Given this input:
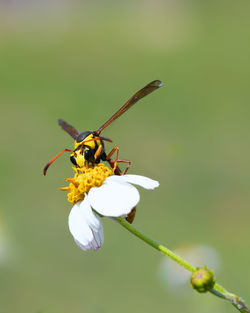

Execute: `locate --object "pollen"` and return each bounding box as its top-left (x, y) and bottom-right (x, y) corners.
top-left (60, 163), bottom-right (113, 205)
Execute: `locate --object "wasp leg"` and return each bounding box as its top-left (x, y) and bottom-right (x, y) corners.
top-left (106, 146), bottom-right (119, 171)
top-left (120, 159), bottom-right (131, 174)
top-left (109, 159), bottom-right (131, 175)
top-left (107, 160), bottom-right (122, 175)
top-left (106, 145), bottom-right (119, 159)
top-left (94, 144), bottom-right (102, 161)
top-left (106, 146), bottom-right (131, 175)
top-left (43, 148), bottom-right (74, 175)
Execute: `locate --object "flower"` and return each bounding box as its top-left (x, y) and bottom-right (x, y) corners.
top-left (64, 164), bottom-right (159, 251)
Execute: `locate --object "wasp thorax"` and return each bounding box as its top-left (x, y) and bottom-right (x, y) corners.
top-left (76, 131), bottom-right (92, 143)
top-left (60, 163), bottom-right (113, 204)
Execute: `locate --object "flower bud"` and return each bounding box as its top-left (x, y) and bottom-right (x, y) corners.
top-left (190, 267), bottom-right (215, 293)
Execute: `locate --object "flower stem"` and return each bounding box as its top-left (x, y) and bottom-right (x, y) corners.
top-left (115, 216), bottom-right (196, 272)
top-left (115, 217), bottom-right (250, 313)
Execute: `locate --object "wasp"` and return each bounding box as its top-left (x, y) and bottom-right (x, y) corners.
top-left (43, 80), bottom-right (162, 176)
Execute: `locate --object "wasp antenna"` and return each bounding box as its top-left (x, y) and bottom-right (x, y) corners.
top-left (83, 137), bottom-right (112, 144)
top-left (43, 163), bottom-right (50, 176)
top-left (43, 148), bottom-right (74, 176)
top-left (99, 136), bottom-right (113, 143)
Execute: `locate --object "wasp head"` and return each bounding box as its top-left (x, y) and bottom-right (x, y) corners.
top-left (70, 131), bottom-right (99, 168)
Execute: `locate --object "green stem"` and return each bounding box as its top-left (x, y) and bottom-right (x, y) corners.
top-left (115, 217), bottom-right (249, 313)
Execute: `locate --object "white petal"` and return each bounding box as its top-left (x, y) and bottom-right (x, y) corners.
top-left (88, 181), bottom-right (139, 217)
top-left (91, 224), bottom-right (104, 250)
top-left (68, 199), bottom-right (104, 251)
top-left (106, 174), bottom-right (159, 190)
top-left (74, 239), bottom-right (91, 251)
top-left (68, 201), bottom-right (93, 245)
top-left (80, 197), bottom-right (102, 232)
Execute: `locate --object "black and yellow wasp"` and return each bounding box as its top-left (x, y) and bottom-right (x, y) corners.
top-left (43, 80), bottom-right (162, 176)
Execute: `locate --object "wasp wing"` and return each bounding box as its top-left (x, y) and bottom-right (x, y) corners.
top-left (96, 80), bottom-right (162, 134)
top-left (58, 119), bottom-right (79, 140)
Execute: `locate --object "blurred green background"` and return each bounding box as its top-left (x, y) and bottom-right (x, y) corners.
top-left (0, 1), bottom-right (250, 312)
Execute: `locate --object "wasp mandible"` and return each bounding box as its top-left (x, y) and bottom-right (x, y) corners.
top-left (43, 80), bottom-right (162, 176)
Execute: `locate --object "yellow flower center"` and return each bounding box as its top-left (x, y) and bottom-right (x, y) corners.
top-left (60, 163), bottom-right (113, 205)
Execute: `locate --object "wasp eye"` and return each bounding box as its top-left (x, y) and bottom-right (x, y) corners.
top-left (84, 149), bottom-right (92, 161)
top-left (70, 155), bottom-right (77, 166)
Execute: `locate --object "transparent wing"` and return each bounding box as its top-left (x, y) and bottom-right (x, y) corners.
top-left (96, 80), bottom-right (162, 134)
top-left (58, 119), bottom-right (79, 140)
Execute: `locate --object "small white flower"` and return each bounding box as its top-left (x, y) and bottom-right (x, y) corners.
top-left (68, 174), bottom-right (159, 251)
